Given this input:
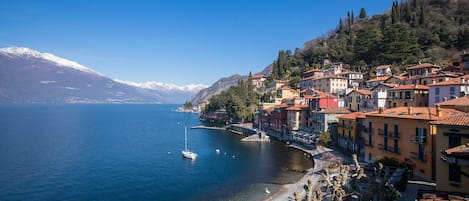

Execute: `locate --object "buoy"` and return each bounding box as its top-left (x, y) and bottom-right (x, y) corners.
top-left (265, 187), bottom-right (270, 194)
top-left (168, 151), bottom-right (171, 155)
top-left (216, 149), bottom-right (220, 154)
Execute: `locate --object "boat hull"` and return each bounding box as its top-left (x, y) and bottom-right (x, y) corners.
top-left (182, 150), bottom-right (197, 159)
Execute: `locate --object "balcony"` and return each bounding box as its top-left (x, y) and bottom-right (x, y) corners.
top-left (377, 128), bottom-right (388, 136)
top-left (388, 132), bottom-right (401, 139)
top-left (378, 144), bottom-right (401, 154)
top-left (410, 136), bottom-right (427, 144)
top-left (411, 152), bottom-right (427, 162)
top-left (338, 124), bottom-right (353, 129)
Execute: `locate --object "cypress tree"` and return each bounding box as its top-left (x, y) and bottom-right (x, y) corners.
top-left (359, 8), bottom-right (367, 19)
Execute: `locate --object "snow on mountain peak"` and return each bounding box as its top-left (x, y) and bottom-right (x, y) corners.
top-left (0, 47), bottom-right (101, 75)
top-left (114, 79), bottom-right (209, 92)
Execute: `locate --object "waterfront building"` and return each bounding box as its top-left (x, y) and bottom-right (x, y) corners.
top-left (337, 112), bottom-right (366, 155)
top-left (387, 84), bottom-right (429, 108)
top-left (304, 89), bottom-right (338, 111)
top-left (433, 114), bottom-right (469, 193)
top-left (286, 105), bottom-right (309, 132)
top-left (364, 106), bottom-right (464, 180)
top-left (428, 77), bottom-right (469, 107)
top-left (310, 107), bottom-right (350, 135)
top-left (403, 72), bottom-right (460, 86)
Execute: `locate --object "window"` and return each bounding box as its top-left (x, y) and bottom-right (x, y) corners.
top-left (449, 135), bottom-right (461, 148)
top-left (450, 87), bottom-right (455, 95)
top-left (449, 164), bottom-right (461, 183)
top-left (384, 123), bottom-right (388, 149)
top-left (435, 96), bottom-right (440, 103)
top-left (436, 88), bottom-right (440, 95)
top-left (399, 92), bottom-right (403, 99)
top-left (405, 91), bottom-right (411, 99)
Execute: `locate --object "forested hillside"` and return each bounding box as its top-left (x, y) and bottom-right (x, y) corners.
top-left (269, 0), bottom-right (469, 86)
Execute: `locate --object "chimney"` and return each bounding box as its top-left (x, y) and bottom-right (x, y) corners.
top-left (378, 107), bottom-right (384, 114)
top-left (408, 107), bottom-right (413, 115)
top-left (436, 105), bottom-right (443, 117)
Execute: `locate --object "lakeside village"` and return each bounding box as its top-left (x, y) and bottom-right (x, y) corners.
top-left (190, 54), bottom-right (469, 200)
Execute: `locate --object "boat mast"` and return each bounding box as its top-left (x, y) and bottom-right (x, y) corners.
top-left (185, 126), bottom-right (188, 151)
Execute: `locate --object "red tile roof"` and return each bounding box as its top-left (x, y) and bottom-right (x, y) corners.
top-left (428, 78), bottom-right (469, 86)
top-left (338, 112), bottom-right (366, 119)
top-left (348, 89), bottom-right (372, 96)
top-left (252, 74), bottom-right (265, 79)
top-left (286, 105), bottom-right (309, 111)
top-left (366, 107), bottom-right (464, 120)
top-left (366, 76), bottom-right (390, 83)
top-left (443, 143), bottom-right (469, 157)
top-left (388, 84), bottom-right (429, 91)
top-left (437, 96), bottom-right (469, 106)
top-left (407, 63), bottom-right (440, 70)
top-left (432, 114), bottom-right (469, 126)
top-left (303, 69), bottom-right (323, 74)
top-left (316, 107), bottom-right (351, 114)
top-left (303, 89), bottom-right (337, 99)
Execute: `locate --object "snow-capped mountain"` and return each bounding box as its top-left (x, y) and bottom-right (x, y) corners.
top-left (0, 47), bottom-right (205, 103)
top-left (0, 47), bottom-right (100, 75)
top-left (114, 79), bottom-right (208, 92)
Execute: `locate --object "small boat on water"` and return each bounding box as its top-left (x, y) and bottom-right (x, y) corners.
top-left (182, 126), bottom-right (197, 160)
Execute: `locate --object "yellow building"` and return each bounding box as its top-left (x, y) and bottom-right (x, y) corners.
top-left (337, 112), bottom-right (365, 154)
top-left (286, 105), bottom-right (309, 131)
top-left (276, 86), bottom-right (299, 103)
top-left (364, 106), bottom-right (464, 180)
top-left (387, 84), bottom-right (429, 108)
top-left (433, 114), bottom-right (469, 193)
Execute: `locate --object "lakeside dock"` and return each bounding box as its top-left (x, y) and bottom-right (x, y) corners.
top-left (241, 133), bottom-right (270, 142)
top-left (191, 125), bottom-right (227, 130)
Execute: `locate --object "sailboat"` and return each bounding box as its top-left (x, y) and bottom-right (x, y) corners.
top-left (182, 126), bottom-right (197, 160)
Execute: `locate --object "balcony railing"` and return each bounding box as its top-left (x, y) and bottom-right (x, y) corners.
top-left (389, 132), bottom-right (400, 139)
top-left (338, 124), bottom-right (353, 129)
top-left (410, 136), bottom-right (427, 144)
top-left (411, 151), bottom-right (427, 162)
top-left (378, 144), bottom-right (401, 154)
top-left (377, 128), bottom-right (387, 136)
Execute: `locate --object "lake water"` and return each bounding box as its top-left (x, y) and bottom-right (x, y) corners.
top-left (0, 104), bottom-right (313, 201)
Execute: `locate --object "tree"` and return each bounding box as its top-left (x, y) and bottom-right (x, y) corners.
top-left (317, 131), bottom-right (331, 146)
top-left (380, 24), bottom-right (422, 64)
top-left (359, 8), bottom-right (367, 19)
top-left (183, 101), bottom-right (193, 110)
top-left (355, 25), bottom-right (383, 64)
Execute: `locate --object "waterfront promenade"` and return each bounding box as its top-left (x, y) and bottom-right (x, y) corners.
top-left (264, 145), bottom-right (334, 201)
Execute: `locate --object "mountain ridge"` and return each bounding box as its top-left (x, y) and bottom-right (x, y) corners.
top-left (0, 47), bottom-right (206, 104)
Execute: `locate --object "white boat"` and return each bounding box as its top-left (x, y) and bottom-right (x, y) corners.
top-left (182, 126), bottom-right (197, 160)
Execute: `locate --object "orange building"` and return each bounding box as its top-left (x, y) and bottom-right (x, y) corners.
top-left (364, 106), bottom-right (464, 179)
top-left (433, 114), bottom-right (469, 193)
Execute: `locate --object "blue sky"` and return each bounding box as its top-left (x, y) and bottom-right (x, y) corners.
top-left (0, 0), bottom-right (395, 85)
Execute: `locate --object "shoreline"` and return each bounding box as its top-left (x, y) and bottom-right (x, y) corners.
top-left (263, 144), bottom-right (332, 201)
